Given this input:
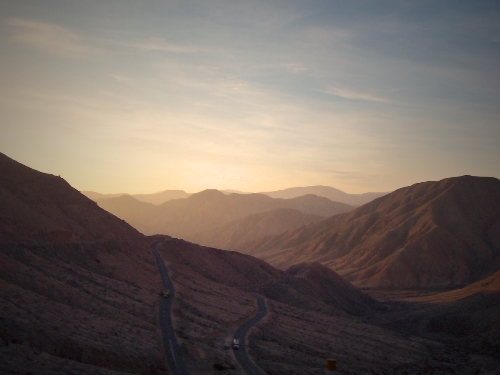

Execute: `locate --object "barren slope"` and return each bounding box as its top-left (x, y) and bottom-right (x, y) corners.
top-left (155, 238), bottom-right (498, 374)
top-left (0, 153), bottom-right (165, 374)
top-left (0, 152), bottom-right (141, 242)
top-left (240, 176), bottom-right (500, 289)
top-left (0, 239), bottom-right (166, 375)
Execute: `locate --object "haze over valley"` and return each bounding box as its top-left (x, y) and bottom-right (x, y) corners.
top-left (83, 188), bottom-right (362, 249)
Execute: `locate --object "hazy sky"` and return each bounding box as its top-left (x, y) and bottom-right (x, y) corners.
top-left (1, 1), bottom-right (499, 194)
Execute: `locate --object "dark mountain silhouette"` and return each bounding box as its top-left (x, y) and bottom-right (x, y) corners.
top-left (260, 185), bottom-right (389, 206)
top-left (241, 176), bottom-right (500, 289)
top-left (201, 208), bottom-right (324, 250)
top-left (0, 153), bottom-right (141, 242)
top-left (95, 189), bottom-right (353, 246)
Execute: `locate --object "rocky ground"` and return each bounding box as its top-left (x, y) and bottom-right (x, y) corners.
top-left (0, 239), bottom-right (167, 375)
top-left (2, 237), bottom-right (499, 375)
top-left (158, 240), bottom-right (500, 375)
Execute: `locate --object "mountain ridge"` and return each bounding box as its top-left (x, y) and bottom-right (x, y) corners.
top-left (239, 175), bottom-right (500, 289)
top-left (83, 185), bottom-right (386, 207)
top-left (0, 153), bottom-right (141, 242)
top-left (95, 189), bottom-right (354, 245)
top-left (82, 189), bottom-right (191, 205)
top-left (260, 185), bottom-right (389, 206)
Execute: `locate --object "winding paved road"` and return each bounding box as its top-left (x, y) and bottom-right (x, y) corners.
top-left (153, 241), bottom-right (267, 375)
top-left (233, 294), bottom-right (268, 375)
top-left (152, 244), bottom-right (190, 375)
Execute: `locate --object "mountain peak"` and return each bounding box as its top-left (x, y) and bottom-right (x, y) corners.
top-left (187, 189), bottom-right (226, 202)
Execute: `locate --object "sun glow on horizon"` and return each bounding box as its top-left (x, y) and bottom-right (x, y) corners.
top-left (1, 1), bottom-right (499, 195)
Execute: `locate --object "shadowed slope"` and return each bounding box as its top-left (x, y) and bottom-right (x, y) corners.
top-left (0, 153), bottom-right (141, 242)
top-left (159, 238), bottom-right (377, 317)
top-left (376, 270), bottom-right (500, 361)
top-left (286, 262), bottom-right (376, 315)
top-left (156, 238), bottom-right (496, 374)
top-left (0, 153), bottom-right (166, 374)
top-left (241, 176), bottom-right (500, 289)
top-left (201, 208), bottom-right (323, 250)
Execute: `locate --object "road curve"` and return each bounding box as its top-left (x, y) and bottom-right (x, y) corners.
top-left (152, 244), bottom-right (190, 375)
top-left (233, 294), bottom-right (267, 375)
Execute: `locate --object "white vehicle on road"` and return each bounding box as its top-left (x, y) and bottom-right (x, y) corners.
top-left (232, 338), bottom-right (240, 350)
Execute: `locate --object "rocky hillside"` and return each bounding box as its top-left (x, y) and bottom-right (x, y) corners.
top-left (240, 176), bottom-right (500, 289)
top-left (156, 237), bottom-right (499, 374)
top-left (0, 153), bottom-right (166, 374)
top-left (0, 153), bottom-right (141, 242)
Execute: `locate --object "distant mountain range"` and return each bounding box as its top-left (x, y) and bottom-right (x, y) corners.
top-left (82, 185), bottom-right (388, 206)
top-left (82, 189), bottom-right (190, 205)
top-left (260, 186), bottom-right (389, 206)
top-left (239, 176), bottom-right (500, 289)
top-left (94, 190), bottom-right (354, 246)
top-left (81, 186), bottom-right (388, 248)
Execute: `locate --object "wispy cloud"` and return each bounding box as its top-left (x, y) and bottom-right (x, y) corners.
top-left (4, 18), bottom-right (95, 58)
top-left (324, 86), bottom-right (394, 103)
top-left (1, 2), bottom-right (498, 194)
top-left (117, 37), bottom-right (212, 54)
top-left (281, 62), bottom-right (309, 74)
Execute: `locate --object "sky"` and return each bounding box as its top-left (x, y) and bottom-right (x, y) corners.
top-left (1, 0), bottom-right (499, 194)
